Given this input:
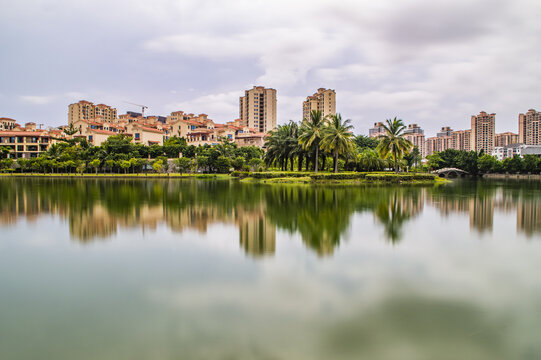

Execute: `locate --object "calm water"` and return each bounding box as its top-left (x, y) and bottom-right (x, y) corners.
top-left (1, 178), bottom-right (541, 360)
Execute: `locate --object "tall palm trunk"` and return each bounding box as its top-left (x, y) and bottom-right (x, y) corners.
top-left (314, 145), bottom-right (319, 173)
top-left (334, 150), bottom-right (338, 173)
top-left (394, 148), bottom-right (398, 174)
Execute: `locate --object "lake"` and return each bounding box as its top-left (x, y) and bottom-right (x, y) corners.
top-left (1, 177), bottom-right (541, 360)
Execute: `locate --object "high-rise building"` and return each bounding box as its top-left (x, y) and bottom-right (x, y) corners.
top-left (68, 100), bottom-right (117, 125)
top-left (518, 109), bottom-right (541, 145)
top-left (471, 111), bottom-right (495, 153)
top-left (369, 122), bottom-right (386, 138)
top-left (239, 86), bottom-right (277, 133)
top-left (495, 132), bottom-right (519, 147)
top-left (451, 129), bottom-right (471, 151)
top-left (302, 88), bottom-right (336, 120)
top-left (403, 124), bottom-right (425, 157)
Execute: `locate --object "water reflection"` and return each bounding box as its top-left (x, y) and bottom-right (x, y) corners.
top-left (1, 178), bottom-right (541, 256)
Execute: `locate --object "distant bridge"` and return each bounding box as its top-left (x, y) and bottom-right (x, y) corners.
top-left (433, 168), bottom-right (470, 178)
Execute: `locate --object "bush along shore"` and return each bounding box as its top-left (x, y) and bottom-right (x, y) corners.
top-left (0, 171), bottom-right (441, 184)
top-left (231, 171), bottom-right (440, 184)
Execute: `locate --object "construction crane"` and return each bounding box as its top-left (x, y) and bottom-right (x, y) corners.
top-left (124, 101), bottom-right (148, 117)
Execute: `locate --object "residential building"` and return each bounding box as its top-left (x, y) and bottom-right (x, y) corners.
top-left (451, 130), bottom-right (471, 151)
top-left (437, 126), bottom-right (454, 137)
top-left (302, 88), bottom-right (336, 120)
top-left (0, 123), bottom-right (53, 158)
top-left (491, 144), bottom-right (541, 161)
top-left (403, 124), bottom-right (425, 157)
top-left (518, 109), bottom-right (541, 145)
top-left (369, 122), bottom-right (386, 138)
top-left (0, 118), bottom-right (17, 131)
top-left (471, 111), bottom-right (495, 153)
top-left (495, 132), bottom-right (519, 147)
top-left (239, 86), bottom-right (277, 133)
top-left (68, 100), bottom-right (117, 125)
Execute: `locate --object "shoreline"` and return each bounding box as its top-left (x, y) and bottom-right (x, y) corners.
top-left (0, 171), bottom-right (445, 184)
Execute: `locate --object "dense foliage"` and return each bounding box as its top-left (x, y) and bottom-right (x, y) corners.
top-left (0, 135), bottom-right (264, 174)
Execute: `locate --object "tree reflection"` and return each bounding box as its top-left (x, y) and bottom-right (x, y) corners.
top-left (1, 178), bottom-right (541, 256)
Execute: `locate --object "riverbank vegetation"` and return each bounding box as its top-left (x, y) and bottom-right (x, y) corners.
top-left (426, 148), bottom-right (541, 175)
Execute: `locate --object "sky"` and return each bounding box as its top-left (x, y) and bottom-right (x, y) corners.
top-left (1, 0), bottom-right (540, 137)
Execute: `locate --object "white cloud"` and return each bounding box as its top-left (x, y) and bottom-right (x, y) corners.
top-left (19, 95), bottom-right (56, 105)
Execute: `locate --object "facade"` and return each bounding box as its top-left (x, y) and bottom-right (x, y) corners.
top-left (425, 135), bottom-right (453, 157)
top-left (0, 121), bottom-right (55, 158)
top-left (68, 100), bottom-right (117, 125)
top-left (239, 86), bottom-right (277, 133)
top-left (495, 132), bottom-right (519, 147)
top-left (0, 118), bottom-right (17, 131)
top-left (403, 124), bottom-right (425, 157)
top-left (302, 88), bottom-right (336, 120)
top-left (451, 130), bottom-right (471, 151)
top-left (491, 144), bottom-right (541, 161)
top-left (369, 122), bottom-right (386, 138)
top-left (471, 111), bottom-right (495, 153)
top-left (518, 109), bottom-right (541, 145)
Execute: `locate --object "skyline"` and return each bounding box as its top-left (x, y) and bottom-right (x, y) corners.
top-left (1, 0), bottom-right (540, 136)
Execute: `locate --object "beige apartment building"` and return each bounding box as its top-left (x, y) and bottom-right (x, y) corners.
top-left (495, 132), bottom-right (519, 147)
top-left (403, 124), bottom-right (425, 157)
top-left (302, 88), bottom-right (336, 120)
top-left (518, 109), bottom-right (541, 145)
top-left (451, 129), bottom-right (471, 151)
top-left (68, 100), bottom-right (117, 125)
top-left (0, 117), bottom-right (17, 131)
top-left (471, 111), bottom-right (495, 153)
top-left (239, 86), bottom-right (277, 133)
top-left (0, 122), bottom-right (55, 158)
top-left (368, 122), bottom-right (386, 138)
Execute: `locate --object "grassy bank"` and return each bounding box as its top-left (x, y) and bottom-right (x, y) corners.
top-left (232, 171), bottom-right (442, 184)
top-left (0, 171), bottom-right (443, 184)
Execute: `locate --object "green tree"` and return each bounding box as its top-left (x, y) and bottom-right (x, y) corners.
top-left (478, 154), bottom-right (499, 173)
top-left (231, 156), bottom-right (246, 171)
top-left (321, 114), bottom-right (355, 173)
top-left (376, 117), bottom-right (413, 173)
top-left (357, 149), bottom-right (385, 172)
top-left (249, 158), bottom-right (264, 172)
top-left (176, 157), bottom-right (193, 174)
top-left (426, 153), bottom-right (444, 170)
top-left (152, 159), bottom-right (164, 173)
top-left (299, 110), bottom-right (326, 173)
top-left (196, 156), bottom-right (209, 173)
top-left (89, 159), bottom-right (101, 174)
top-left (354, 135), bottom-right (379, 150)
top-left (215, 156), bottom-right (231, 173)
top-left (502, 155), bottom-right (524, 173)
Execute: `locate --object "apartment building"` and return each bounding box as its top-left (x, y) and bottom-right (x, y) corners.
top-left (68, 100), bottom-right (117, 125)
top-left (369, 122), bottom-right (386, 138)
top-left (0, 122), bottom-right (54, 158)
top-left (0, 118), bottom-right (17, 131)
top-left (239, 86), bottom-right (277, 133)
top-left (451, 129), bottom-right (471, 151)
top-left (518, 109), bottom-right (541, 145)
top-left (403, 124), bottom-right (425, 157)
top-left (495, 132), bottom-right (519, 147)
top-left (471, 111), bottom-right (495, 153)
top-left (302, 88), bottom-right (336, 121)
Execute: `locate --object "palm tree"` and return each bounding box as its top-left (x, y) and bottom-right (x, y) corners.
top-left (321, 114), bottom-right (355, 173)
top-left (376, 117), bottom-right (413, 173)
top-left (299, 110), bottom-right (326, 173)
top-left (264, 121), bottom-right (301, 171)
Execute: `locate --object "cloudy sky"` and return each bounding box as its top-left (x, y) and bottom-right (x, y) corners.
top-left (1, 0), bottom-right (540, 136)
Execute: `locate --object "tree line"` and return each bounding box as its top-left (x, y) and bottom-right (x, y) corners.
top-left (0, 135), bottom-right (265, 174)
top-left (265, 112), bottom-right (415, 173)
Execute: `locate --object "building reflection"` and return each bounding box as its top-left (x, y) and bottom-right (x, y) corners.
top-left (1, 178), bottom-right (541, 256)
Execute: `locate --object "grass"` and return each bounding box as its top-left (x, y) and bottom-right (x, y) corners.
top-left (0, 171), bottom-right (441, 184)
